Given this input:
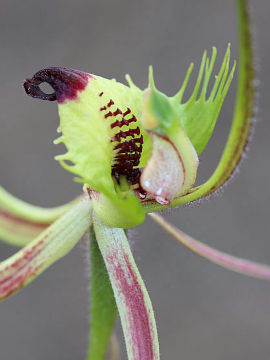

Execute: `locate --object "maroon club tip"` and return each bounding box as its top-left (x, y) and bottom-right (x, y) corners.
top-left (23, 67), bottom-right (92, 103)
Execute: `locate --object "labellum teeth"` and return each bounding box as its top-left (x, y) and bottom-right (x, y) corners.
top-left (24, 67), bottom-right (149, 209)
top-left (23, 67), bottom-right (92, 103)
top-left (98, 94), bottom-right (145, 190)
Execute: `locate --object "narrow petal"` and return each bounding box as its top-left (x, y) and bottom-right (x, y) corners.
top-left (0, 207), bottom-right (47, 247)
top-left (150, 213), bottom-right (270, 280)
top-left (0, 196), bottom-right (92, 301)
top-left (0, 186), bottom-right (80, 223)
top-left (93, 213), bottom-right (160, 360)
top-left (143, 0), bottom-right (254, 212)
top-left (87, 227), bottom-right (117, 360)
top-left (0, 186), bottom-right (81, 246)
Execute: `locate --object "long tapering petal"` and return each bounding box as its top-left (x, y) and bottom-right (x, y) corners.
top-left (150, 213), bottom-right (270, 280)
top-left (0, 186), bottom-right (80, 223)
top-left (0, 207), bottom-right (47, 247)
top-left (0, 186), bottom-right (81, 246)
top-left (93, 213), bottom-right (160, 360)
top-left (143, 0), bottom-right (254, 213)
top-left (0, 196), bottom-right (92, 301)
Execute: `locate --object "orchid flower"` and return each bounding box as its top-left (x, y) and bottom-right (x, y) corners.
top-left (0, 0), bottom-right (266, 359)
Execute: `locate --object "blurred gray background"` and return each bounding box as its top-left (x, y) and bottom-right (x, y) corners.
top-left (0, 0), bottom-right (270, 359)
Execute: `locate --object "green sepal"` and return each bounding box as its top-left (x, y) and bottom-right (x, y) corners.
top-left (175, 44), bottom-right (236, 155)
top-left (87, 226), bottom-right (117, 360)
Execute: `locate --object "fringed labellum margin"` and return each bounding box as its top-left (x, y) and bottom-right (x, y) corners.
top-left (24, 67), bottom-right (147, 228)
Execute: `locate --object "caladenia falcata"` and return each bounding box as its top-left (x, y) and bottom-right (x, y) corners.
top-left (0, 0), bottom-right (267, 359)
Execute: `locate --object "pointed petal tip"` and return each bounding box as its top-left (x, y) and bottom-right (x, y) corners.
top-left (150, 213), bottom-right (270, 281)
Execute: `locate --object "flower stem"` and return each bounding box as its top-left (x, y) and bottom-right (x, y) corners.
top-left (93, 212), bottom-right (160, 360)
top-left (87, 226), bottom-right (117, 360)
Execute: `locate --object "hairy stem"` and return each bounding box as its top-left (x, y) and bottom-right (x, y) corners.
top-left (87, 227), bottom-right (117, 360)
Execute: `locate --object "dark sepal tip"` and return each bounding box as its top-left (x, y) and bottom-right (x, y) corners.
top-left (23, 78), bottom-right (56, 101)
top-left (23, 67), bottom-right (90, 103)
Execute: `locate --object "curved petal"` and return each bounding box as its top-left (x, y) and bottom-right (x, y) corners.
top-left (150, 213), bottom-right (270, 280)
top-left (143, 0), bottom-right (254, 213)
top-left (0, 186), bottom-right (81, 246)
top-left (93, 212), bottom-right (160, 360)
top-left (0, 196), bottom-right (92, 301)
top-left (0, 208), bottom-right (47, 247)
top-left (0, 186), bottom-right (80, 223)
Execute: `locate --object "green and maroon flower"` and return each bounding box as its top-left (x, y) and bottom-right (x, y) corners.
top-left (0, 1), bottom-right (267, 360)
